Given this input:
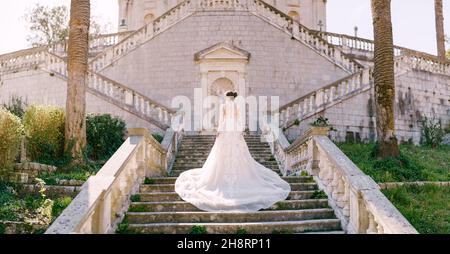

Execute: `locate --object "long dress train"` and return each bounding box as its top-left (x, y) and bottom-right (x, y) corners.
top-left (174, 98), bottom-right (291, 212)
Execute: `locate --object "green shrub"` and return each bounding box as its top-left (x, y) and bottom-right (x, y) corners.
top-left (235, 228), bottom-right (247, 234)
top-left (190, 225), bottom-right (207, 234)
top-left (152, 133), bottom-right (164, 143)
top-left (0, 108), bottom-right (24, 175)
top-left (23, 106), bottom-right (65, 165)
top-left (51, 197), bottom-right (72, 219)
top-left (2, 95), bottom-right (28, 119)
top-left (420, 117), bottom-right (445, 148)
top-left (86, 114), bottom-right (126, 161)
top-left (311, 190), bottom-right (328, 199)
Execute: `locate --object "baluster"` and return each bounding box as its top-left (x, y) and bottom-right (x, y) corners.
top-left (367, 213), bottom-right (378, 234)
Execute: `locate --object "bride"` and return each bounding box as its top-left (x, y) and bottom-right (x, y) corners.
top-left (174, 91), bottom-right (291, 212)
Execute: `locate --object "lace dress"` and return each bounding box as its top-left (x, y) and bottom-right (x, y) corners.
top-left (174, 98), bottom-right (291, 212)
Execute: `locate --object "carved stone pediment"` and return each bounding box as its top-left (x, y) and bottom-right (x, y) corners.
top-left (194, 42), bottom-right (250, 62)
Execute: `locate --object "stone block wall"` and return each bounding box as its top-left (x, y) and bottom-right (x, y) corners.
top-left (0, 70), bottom-right (164, 134)
top-left (285, 69), bottom-right (450, 144)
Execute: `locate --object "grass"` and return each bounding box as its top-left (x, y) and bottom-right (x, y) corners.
top-left (0, 181), bottom-right (73, 232)
top-left (144, 178), bottom-right (155, 185)
top-left (51, 197), bottom-right (73, 220)
top-left (128, 205), bottom-right (149, 212)
top-left (130, 195), bottom-right (141, 202)
top-left (37, 159), bottom-right (105, 185)
top-left (235, 228), bottom-right (247, 234)
top-left (382, 185), bottom-right (450, 234)
top-left (38, 171), bottom-right (93, 185)
top-left (337, 143), bottom-right (450, 183)
top-left (311, 190), bottom-right (328, 199)
top-left (190, 225), bottom-right (207, 234)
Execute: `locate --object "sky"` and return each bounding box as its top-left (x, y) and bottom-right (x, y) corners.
top-left (0, 0), bottom-right (449, 55)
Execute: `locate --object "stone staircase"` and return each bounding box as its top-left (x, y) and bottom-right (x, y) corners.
top-left (118, 134), bottom-right (344, 234)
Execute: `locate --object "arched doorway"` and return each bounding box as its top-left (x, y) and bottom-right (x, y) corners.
top-left (288, 11), bottom-right (300, 22)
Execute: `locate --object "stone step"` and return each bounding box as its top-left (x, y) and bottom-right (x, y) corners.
top-left (172, 160), bottom-right (279, 166)
top-left (129, 199), bottom-right (328, 212)
top-left (171, 164), bottom-right (280, 170)
top-left (169, 169), bottom-right (281, 177)
top-left (178, 147), bottom-right (271, 152)
top-left (136, 190), bottom-right (317, 202)
top-left (126, 208), bottom-right (336, 224)
top-left (145, 176), bottom-right (313, 185)
top-left (175, 152), bottom-right (274, 157)
top-left (298, 231), bottom-right (346, 234)
top-left (180, 141), bottom-right (269, 145)
top-left (140, 182), bottom-right (305, 193)
top-left (140, 183), bottom-right (316, 193)
top-left (173, 155), bottom-right (276, 162)
top-left (125, 219), bottom-right (342, 234)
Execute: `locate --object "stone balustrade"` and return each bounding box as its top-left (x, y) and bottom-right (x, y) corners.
top-left (0, 47), bottom-right (48, 75)
top-left (277, 68), bottom-right (372, 127)
top-left (45, 128), bottom-right (182, 234)
top-left (264, 126), bottom-right (418, 234)
top-left (87, 72), bottom-right (176, 129)
top-left (90, 0), bottom-right (195, 72)
top-left (200, 0), bottom-right (245, 9)
top-left (247, 0), bottom-right (362, 74)
top-left (48, 31), bottom-right (134, 56)
top-left (30, 52), bottom-right (176, 130)
top-left (316, 30), bottom-right (450, 68)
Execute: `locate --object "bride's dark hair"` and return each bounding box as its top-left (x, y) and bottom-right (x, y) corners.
top-left (226, 91), bottom-right (238, 98)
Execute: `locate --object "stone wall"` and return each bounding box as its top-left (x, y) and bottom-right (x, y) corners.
top-left (0, 70), bottom-right (164, 134)
top-left (101, 11), bottom-right (348, 108)
top-left (285, 69), bottom-right (450, 144)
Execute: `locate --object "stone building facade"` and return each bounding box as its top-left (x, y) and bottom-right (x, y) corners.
top-left (0, 0), bottom-right (448, 142)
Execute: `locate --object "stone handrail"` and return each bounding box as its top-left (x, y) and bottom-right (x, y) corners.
top-left (396, 53), bottom-right (450, 76)
top-left (37, 52), bottom-right (176, 130)
top-left (0, 47), bottom-right (48, 75)
top-left (45, 128), bottom-right (179, 234)
top-left (48, 31), bottom-right (134, 56)
top-left (277, 68), bottom-right (373, 127)
top-left (276, 49), bottom-right (450, 128)
top-left (89, 0), bottom-right (362, 74)
top-left (248, 0), bottom-right (363, 74)
top-left (89, 0), bottom-right (195, 72)
top-left (0, 49), bottom-right (176, 130)
top-left (199, 0), bottom-right (247, 10)
top-left (264, 126), bottom-right (418, 234)
top-left (316, 30), bottom-right (450, 64)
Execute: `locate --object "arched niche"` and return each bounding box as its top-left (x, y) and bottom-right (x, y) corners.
top-left (210, 78), bottom-right (235, 97)
top-left (144, 13), bottom-right (155, 24)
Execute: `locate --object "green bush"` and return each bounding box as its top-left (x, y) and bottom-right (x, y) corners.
top-left (152, 133), bottom-right (164, 143)
top-left (190, 225), bottom-right (208, 234)
top-left (86, 114), bottom-right (126, 161)
top-left (420, 117), bottom-right (445, 148)
top-left (23, 106), bottom-right (65, 165)
top-left (0, 108), bottom-right (24, 175)
top-left (51, 196), bottom-right (72, 220)
top-left (2, 95), bottom-right (28, 119)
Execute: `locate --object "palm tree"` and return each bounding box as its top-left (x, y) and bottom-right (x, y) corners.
top-left (65, 0), bottom-right (90, 157)
top-left (371, 0), bottom-right (399, 158)
top-left (435, 0), bottom-right (446, 60)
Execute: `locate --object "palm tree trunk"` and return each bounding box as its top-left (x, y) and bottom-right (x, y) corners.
top-left (435, 0), bottom-right (446, 60)
top-left (371, 0), bottom-right (399, 158)
top-left (65, 0), bottom-right (90, 157)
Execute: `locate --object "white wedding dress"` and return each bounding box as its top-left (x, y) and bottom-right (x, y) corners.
top-left (174, 97), bottom-right (291, 212)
